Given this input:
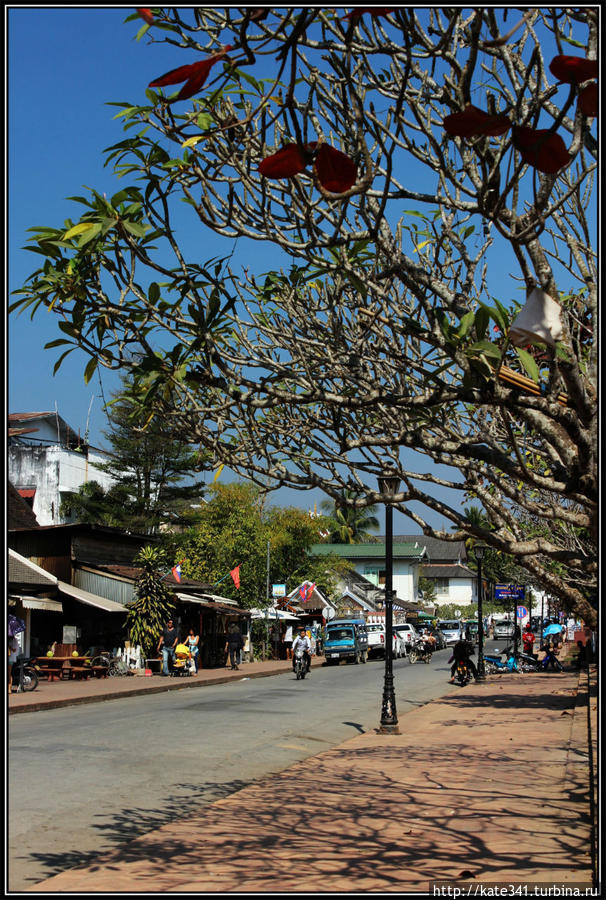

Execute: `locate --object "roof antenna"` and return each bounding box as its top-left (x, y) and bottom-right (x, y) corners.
top-left (84, 395), bottom-right (94, 445)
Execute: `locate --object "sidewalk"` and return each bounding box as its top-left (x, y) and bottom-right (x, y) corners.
top-left (8, 655), bottom-right (323, 714)
top-left (11, 655), bottom-right (598, 893)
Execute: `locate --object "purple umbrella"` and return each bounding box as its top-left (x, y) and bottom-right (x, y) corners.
top-left (8, 614), bottom-right (26, 637)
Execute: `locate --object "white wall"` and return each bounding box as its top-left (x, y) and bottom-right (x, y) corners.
top-left (354, 561), bottom-right (418, 604)
top-left (9, 445), bottom-right (114, 526)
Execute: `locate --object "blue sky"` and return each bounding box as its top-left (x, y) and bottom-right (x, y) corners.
top-left (7, 8), bottom-right (595, 532)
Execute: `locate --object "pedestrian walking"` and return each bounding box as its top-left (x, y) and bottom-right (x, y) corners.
top-left (157, 618), bottom-right (179, 676)
top-left (284, 623), bottom-right (293, 660)
top-left (185, 627), bottom-right (200, 673)
top-left (225, 623), bottom-right (244, 671)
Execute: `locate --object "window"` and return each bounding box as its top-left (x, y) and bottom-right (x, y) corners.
top-left (434, 578), bottom-right (449, 595)
top-left (364, 566), bottom-right (386, 586)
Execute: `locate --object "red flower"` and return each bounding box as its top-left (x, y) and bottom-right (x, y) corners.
top-left (343, 8), bottom-right (396, 19)
top-left (549, 55), bottom-right (598, 85)
top-left (511, 126), bottom-right (570, 175)
top-left (314, 145), bottom-right (357, 192)
top-left (136, 8), bottom-right (154, 25)
top-left (258, 144), bottom-right (309, 179)
top-left (443, 104), bottom-right (511, 138)
top-left (578, 82), bottom-right (598, 118)
top-left (149, 46), bottom-right (232, 101)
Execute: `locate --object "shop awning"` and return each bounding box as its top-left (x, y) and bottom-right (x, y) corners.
top-left (176, 593), bottom-right (251, 616)
top-left (13, 596), bottom-right (63, 613)
top-left (57, 581), bottom-right (127, 613)
top-left (250, 607), bottom-right (300, 622)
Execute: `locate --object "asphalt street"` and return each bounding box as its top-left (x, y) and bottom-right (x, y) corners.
top-left (9, 648), bottom-right (458, 890)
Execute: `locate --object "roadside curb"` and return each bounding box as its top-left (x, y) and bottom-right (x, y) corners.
top-left (8, 657), bottom-right (324, 715)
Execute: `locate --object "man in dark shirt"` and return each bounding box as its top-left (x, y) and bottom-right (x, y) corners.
top-left (157, 618), bottom-right (179, 676)
top-left (448, 637), bottom-right (478, 683)
top-left (225, 624), bottom-right (244, 670)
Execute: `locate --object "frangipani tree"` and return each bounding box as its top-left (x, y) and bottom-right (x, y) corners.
top-left (12, 8), bottom-right (597, 623)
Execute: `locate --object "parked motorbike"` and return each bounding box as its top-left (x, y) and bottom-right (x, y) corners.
top-left (539, 646), bottom-right (564, 672)
top-left (454, 659), bottom-right (471, 685)
top-left (408, 638), bottom-right (433, 665)
top-left (503, 645), bottom-right (541, 672)
top-left (293, 645), bottom-right (308, 680)
top-left (11, 657), bottom-right (40, 692)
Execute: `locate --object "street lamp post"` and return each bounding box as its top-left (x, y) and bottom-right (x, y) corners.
top-left (378, 471), bottom-right (400, 734)
top-left (474, 543), bottom-right (488, 680)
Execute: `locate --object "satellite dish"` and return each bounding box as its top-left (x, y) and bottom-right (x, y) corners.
top-left (324, 607), bottom-right (335, 620)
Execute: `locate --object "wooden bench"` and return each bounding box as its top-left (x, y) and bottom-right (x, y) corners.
top-left (91, 665), bottom-right (109, 678)
top-left (68, 666), bottom-right (91, 680)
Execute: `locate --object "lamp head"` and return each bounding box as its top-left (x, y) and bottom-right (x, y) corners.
top-left (378, 470), bottom-right (401, 498)
top-left (473, 542), bottom-right (488, 561)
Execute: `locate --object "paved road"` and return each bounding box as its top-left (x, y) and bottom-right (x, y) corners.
top-left (9, 649), bottom-right (457, 890)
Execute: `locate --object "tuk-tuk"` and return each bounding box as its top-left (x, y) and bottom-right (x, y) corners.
top-left (323, 617), bottom-right (369, 664)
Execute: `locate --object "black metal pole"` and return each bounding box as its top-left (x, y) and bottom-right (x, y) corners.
top-left (477, 557), bottom-right (485, 679)
top-left (379, 500), bottom-right (399, 733)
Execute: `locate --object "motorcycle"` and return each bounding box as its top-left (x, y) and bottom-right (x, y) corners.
top-left (293, 645), bottom-right (308, 680)
top-left (11, 657), bottom-right (40, 692)
top-left (483, 649), bottom-right (520, 674)
top-left (454, 659), bottom-right (471, 685)
top-left (539, 646), bottom-right (564, 672)
top-left (408, 638), bottom-right (433, 665)
top-left (504, 645), bottom-right (541, 672)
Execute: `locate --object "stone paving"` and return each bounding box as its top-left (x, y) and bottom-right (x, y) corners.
top-left (8, 650), bottom-right (598, 893)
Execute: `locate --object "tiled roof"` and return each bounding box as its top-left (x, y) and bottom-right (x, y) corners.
top-left (311, 542), bottom-right (425, 559)
top-left (7, 482), bottom-right (39, 529)
top-left (81, 563), bottom-right (214, 590)
top-left (422, 563), bottom-right (475, 578)
top-left (394, 535), bottom-right (466, 562)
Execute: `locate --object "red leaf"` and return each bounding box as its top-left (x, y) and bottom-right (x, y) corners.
top-left (578, 82), bottom-right (598, 118)
top-left (136, 8), bottom-right (154, 25)
top-left (512, 126), bottom-right (570, 175)
top-left (343, 7), bottom-right (396, 19)
top-left (150, 63), bottom-right (199, 88)
top-left (443, 104), bottom-right (511, 138)
top-left (258, 144), bottom-right (308, 179)
top-left (549, 55), bottom-right (598, 85)
top-left (314, 145), bottom-right (357, 193)
top-left (149, 46), bottom-right (232, 100)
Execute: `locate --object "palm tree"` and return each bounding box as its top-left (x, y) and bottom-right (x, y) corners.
top-left (320, 491), bottom-right (380, 544)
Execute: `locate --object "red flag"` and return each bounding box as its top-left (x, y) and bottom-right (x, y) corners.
top-left (230, 566), bottom-right (241, 589)
top-left (171, 564), bottom-right (182, 583)
top-left (306, 583), bottom-right (316, 602)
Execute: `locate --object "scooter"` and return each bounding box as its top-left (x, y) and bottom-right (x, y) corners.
top-left (454, 659), bottom-right (471, 685)
top-left (293, 645), bottom-right (308, 680)
top-left (483, 649), bottom-right (520, 674)
top-left (539, 646), bottom-right (564, 672)
top-left (11, 657), bottom-right (40, 692)
top-left (503, 645), bottom-right (541, 672)
top-left (408, 638), bottom-right (433, 665)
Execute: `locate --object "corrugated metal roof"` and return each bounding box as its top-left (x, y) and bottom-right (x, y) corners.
top-left (57, 581), bottom-right (128, 613)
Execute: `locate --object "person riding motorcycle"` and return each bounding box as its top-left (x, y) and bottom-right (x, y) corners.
top-left (292, 627), bottom-right (312, 674)
top-left (448, 636), bottom-right (478, 683)
top-left (422, 629), bottom-right (437, 652)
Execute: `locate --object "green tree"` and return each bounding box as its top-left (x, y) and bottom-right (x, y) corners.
top-left (169, 482), bottom-right (349, 609)
top-left (126, 546), bottom-right (176, 656)
top-left (11, 10), bottom-right (597, 624)
top-left (320, 491), bottom-right (380, 544)
top-left (64, 376), bottom-right (209, 533)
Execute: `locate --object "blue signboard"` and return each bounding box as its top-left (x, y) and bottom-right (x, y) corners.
top-left (495, 584), bottom-right (525, 601)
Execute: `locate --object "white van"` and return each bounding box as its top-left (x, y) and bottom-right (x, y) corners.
top-left (437, 619), bottom-right (463, 645)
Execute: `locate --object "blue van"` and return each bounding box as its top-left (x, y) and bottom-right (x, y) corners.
top-left (324, 617), bottom-right (369, 665)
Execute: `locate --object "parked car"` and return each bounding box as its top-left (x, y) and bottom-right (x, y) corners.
top-left (366, 623), bottom-right (407, 659)
top-left (393, 623), bottom-right (419, 651)
top-left (437, 620), bottom-right (463, 645)
top-left (323, 618), bottom-right (368, 664)
top-left (493, 620), bottom-right (515, 640)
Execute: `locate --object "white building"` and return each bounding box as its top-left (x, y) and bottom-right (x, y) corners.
top-left (310, 541), bottom-right (427, 605)
top-left (8, 412), bottom-right (114, 527)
